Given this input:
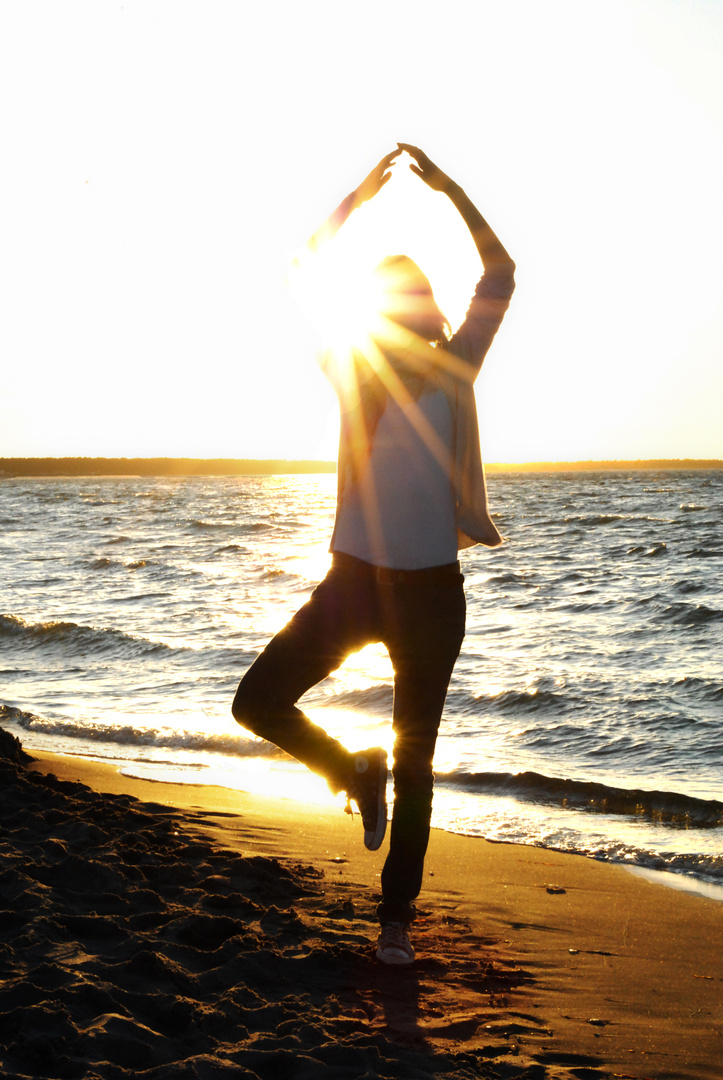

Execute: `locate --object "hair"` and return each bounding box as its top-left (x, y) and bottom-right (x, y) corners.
top-left (375, 255), bottom-right (451, 346)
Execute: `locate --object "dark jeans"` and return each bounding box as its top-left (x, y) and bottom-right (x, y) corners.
top-left (232, 553), bottom-right (466, 924)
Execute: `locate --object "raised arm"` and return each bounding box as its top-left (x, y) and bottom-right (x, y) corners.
top-left (397, 143), bottom-right (515, 274)
top-left (305, 149), bottom-right (400, 255)
top-left (396, 144), bottom-right (514, 380)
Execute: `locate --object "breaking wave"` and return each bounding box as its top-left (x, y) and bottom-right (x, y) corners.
top-left (436, 768), bottom-right (723, 829)
top-left (0, 704), bottom-right (286, 760)
top-left (0, 613), bottom-right (179, 659)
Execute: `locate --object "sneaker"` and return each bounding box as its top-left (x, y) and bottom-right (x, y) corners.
top-left (346, 747), bottom-right (388, 851)
top-left (376, 921), bottom-right (415, 965)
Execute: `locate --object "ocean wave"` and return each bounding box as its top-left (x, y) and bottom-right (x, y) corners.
top-left (0, 704), bottom-right (43, 728)
top-left (328, 684), bottom-right (394, 713)
top-left (436, 768), bottom-right (723, 829)
top-left (0, 616), bottom-right (252, 675)
top-left (550, 599), bottom-right (609, 614)
top-left (656, 602), bottom-right (722, 627)
top-left (529, 835), bottom-right (723, 886)
top-left (189, 519), bottom-right (239, 531)
top-left (0, 704), bottom-right (285, 760)
top-left (92, 557), bottom-right (115, 569)
top-left (675, 580), bottom-right (708, 593)
top-left (485, 572), bottom-right (529, 587)
top-left (672, 676), bottom-right (723, 702)
top-left (627, 542), bottom-right (667, 557)
top-left (0, 613), bottom-right (179, 658)
top-left (90, 557), bottom-right (149, 571)
top-left (199, 520), bottom-right (277, 534)
top-left (462, 687), bottom-right (572, 715)
top-left (633, 851), bottom-right (723, 883)
top-left (561, 514), bottom-right (627, 526)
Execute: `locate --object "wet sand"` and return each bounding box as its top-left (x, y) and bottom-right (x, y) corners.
top-left (1, 730), bottom-right (721, 1079)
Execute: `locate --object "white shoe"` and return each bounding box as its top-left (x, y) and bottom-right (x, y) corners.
top-left (376, 921), bottom-right (415, 965)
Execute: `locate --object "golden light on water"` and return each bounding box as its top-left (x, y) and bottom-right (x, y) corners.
top-left (175, 756), bottom-right (342, 808)
top-left (289, 546), bottom-right (333, 585)
top-left (335, 641), bottom-right (392, 678)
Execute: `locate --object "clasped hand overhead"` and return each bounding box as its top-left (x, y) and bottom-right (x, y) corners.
top-left (354, 144), bottom-right (453, 207)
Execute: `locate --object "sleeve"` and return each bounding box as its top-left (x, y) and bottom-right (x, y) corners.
top-left (446, 264), bottom-right (515, 381)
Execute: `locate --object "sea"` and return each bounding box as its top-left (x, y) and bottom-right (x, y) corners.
top-left (1, 469), bottom-right (721, 898)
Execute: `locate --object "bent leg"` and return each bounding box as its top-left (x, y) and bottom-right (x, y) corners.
top-left (378, 581), bottom-right (466, 923)
top-left (232, 568), bottom-right (379, 792)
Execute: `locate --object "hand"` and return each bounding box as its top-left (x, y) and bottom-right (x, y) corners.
top-left (397, 143), bottom-right (452, 192)
top-left (354, 149), bottom-right (400, 206)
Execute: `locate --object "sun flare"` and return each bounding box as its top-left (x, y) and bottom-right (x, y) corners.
top-left (289, 241), bottom-right (464, 512)
top-left (291, 249), bottom-right (389, 358)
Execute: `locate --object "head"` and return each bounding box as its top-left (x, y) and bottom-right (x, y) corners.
top-left (374, 255), bottom-right (450, 346)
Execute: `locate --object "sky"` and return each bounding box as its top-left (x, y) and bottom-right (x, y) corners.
top-left (2, 0), bottom-right (722, 463)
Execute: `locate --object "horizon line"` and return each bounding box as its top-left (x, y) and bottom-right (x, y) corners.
top-left (1, 455), bottom-right (722, 477)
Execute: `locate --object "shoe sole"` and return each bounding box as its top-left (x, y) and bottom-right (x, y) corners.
top-left (375, 945), bottom-right (415, 965)
top-left (364, 752), bottom-right (388, 851)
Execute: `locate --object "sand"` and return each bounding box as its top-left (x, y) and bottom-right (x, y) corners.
top-left (1, 729), bottom-right (721, 1080)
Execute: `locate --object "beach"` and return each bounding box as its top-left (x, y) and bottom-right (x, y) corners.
top-left (1, 730), bottom-right (720, 1080)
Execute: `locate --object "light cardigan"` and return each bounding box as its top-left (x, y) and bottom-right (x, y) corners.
top-left (452, 374), bottom-right (502, 549)
top-left (328, 264), bottom-right (516, 554)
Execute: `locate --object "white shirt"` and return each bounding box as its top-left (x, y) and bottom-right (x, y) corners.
top-left (332, 389), bottom-right (458, 569)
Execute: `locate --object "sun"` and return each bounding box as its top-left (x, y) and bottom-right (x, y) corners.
top-left (290, 246), bottom-right (389, 358)
top-left (290, 240), bottom-right (464, 498)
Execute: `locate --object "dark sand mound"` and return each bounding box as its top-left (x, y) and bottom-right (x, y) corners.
top-left (0, 729), bottom-right (568, 1080)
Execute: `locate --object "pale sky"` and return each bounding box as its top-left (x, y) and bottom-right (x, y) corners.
top-left (2, 0), bottom-right (722, 463)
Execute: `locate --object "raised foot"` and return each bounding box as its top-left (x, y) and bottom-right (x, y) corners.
top-left (346, 747), bottom-right (388, 851)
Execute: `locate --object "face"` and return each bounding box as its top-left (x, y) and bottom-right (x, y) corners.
top-left (376, 259), bottom-right (443, 342)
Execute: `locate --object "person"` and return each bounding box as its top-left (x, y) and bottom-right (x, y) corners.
top-left (233, 144), bottom-right (515, 965)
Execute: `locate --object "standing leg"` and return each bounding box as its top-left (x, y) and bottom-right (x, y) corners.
top-left (232, 566), bottom-right (380, 792)
top-left (378, 580), bottom-right (466, 924)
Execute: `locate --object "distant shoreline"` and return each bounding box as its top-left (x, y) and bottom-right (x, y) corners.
top-left (1, 456), bottom-right (721, 478)
top-left (0, 458), bottom-right (337, 478)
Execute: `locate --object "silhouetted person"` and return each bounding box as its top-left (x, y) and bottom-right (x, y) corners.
top-left (233, 144), bottom-right (515, 963)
